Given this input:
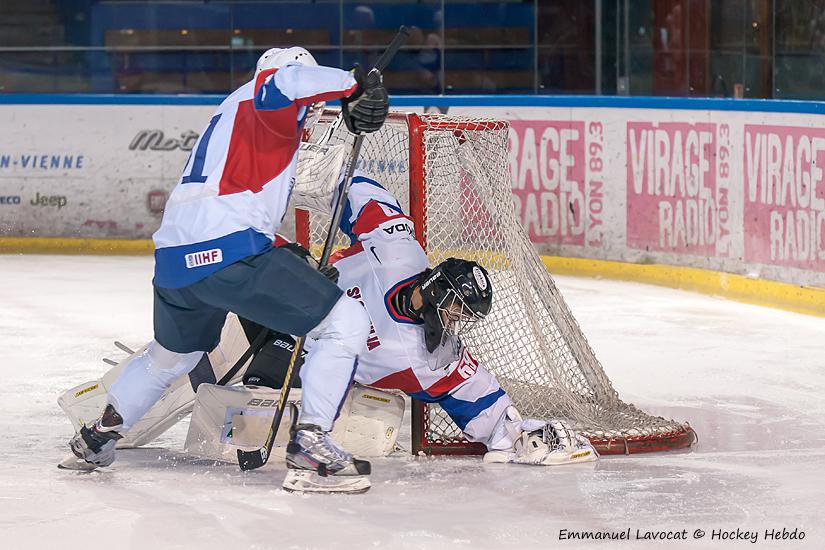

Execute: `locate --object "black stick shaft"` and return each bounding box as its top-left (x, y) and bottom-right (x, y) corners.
top-left (216, 326), bottom-right (269, 386)
top-left (374, 26), bottom-right (410, 72)
top-left (318, 136), bottom-right (364, 267)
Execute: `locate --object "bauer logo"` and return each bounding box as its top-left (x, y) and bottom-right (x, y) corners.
top-left (360, 393), bottom-right (391, 404)
top-left (355, 158), bottom-right (407, 176)
top-left (74, 384), bottom-right (99, 398)
top-left (185, 248), bottom-right (223, 269)
top-left (246, 398), bottom-right (278, 408)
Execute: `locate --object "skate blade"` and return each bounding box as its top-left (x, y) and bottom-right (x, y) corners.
top-left (57, 454), bottom-right (99, 471)
top-left (282, 469), bottom-right (370, 494)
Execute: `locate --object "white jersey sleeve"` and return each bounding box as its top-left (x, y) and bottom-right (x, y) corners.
top-left (268, 64), bottom-right (358, 106)
top-left (335, 174), bottom-right (409, 244)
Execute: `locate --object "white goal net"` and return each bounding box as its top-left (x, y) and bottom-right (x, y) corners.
top-left (295, 110), bottom-right (696, 455)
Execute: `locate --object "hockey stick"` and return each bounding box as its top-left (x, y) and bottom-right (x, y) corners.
top-left (237, 26), bottom-right (410, 471)
top-left (216, 325), bottom-right (270, 386)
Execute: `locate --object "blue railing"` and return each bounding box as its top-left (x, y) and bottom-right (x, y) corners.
top-left (4, 94), bottom-right (825, 115)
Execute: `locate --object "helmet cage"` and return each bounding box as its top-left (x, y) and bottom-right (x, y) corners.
top-left (434, 282), bottom-right (487, 337)
top-left (417, 258), bottom-right (492, 353)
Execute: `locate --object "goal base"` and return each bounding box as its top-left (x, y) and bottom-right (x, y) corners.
top-left (412, 401), bottom-right (697, 457)
top-left (589, 426), bottom-right (698, 456)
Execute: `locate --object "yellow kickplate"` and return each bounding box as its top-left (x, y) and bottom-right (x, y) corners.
top-left (0, 237), bottom-right (154, 255)
top-left (542, 256), bottom-right (825, 319)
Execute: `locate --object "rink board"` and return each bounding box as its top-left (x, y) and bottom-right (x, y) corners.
top-left (1, 94), bottom-right (824, 291)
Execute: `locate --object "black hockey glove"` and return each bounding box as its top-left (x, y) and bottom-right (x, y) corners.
top-left (279, 241), bottom-right (339, 284)
top-left (341, 65), bottom-right (389, 135)
top-left (319, 264), bottom-right (340, 284)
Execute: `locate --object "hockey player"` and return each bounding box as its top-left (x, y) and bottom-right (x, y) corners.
top-left (64, 47), bottom-right (389, 491)
top-left (241, 173), bottom-right (599, 467)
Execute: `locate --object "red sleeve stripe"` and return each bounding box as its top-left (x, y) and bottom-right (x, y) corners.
top-left (369, 368), bottom-right (424, 394)
top-left (424, 369), bottom-right (470, 397)
top-left (351, 201), bottom-right (413, 236)
top-left (296, 82), bottom-right (359, 105)
top-left (329, 241), bottom-right (364, 264)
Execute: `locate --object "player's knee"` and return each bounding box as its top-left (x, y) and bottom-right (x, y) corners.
top-left (344, 299), bottom-right (371, 354)
top-left (146, 340), bottom-right (203, 380)
top-left (312, 295), bottom-right (371, 356)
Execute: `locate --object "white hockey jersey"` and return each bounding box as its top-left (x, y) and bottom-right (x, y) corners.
top-left (331, 176), bottom-right (511, 441)
top-left (153, 64), bottom-right (357, 288)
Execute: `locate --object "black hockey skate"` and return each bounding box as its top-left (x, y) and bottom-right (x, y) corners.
top-left (59, 405), bottom-right (124, 471)
top-left (283, 423), bottom-right (371, 494)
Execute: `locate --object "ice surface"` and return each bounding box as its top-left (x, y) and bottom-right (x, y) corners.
top-left (1, 255), bottom-right (823, 549)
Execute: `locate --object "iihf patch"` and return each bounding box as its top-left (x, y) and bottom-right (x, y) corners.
top-left (185, 248), bottom-right (223, 268)
top-left (472, 266), bottom-right (488, 291)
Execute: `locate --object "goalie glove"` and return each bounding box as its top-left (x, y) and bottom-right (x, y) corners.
top-left (514, 419), bottom-right (598, 465)
top-left (341, 65), bottom-right (389, 135)
top-left (484, 407), bottom-right (598, 466)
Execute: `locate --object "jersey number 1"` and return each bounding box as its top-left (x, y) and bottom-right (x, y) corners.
top-left (182, 113), bottom-right (222, 184)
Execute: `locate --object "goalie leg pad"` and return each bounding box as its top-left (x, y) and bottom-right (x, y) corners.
top-left (183, 383), bottom-right (403, 461)
top-left (330, 385), bottom-right (405, 456)
top-left (58, 314), bottom-right (257, 449)
top-left (184, 384), bottom-right (301, 463)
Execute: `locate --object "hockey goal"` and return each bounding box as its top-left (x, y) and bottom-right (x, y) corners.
top-left (294, 110), bottom-right (696, 456)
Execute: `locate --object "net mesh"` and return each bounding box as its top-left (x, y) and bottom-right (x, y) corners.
top-left (298, 110), bottom-right (695, 455)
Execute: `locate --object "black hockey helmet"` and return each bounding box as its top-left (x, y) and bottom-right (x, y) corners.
top-left (415, 258), bottom-right (493, 353)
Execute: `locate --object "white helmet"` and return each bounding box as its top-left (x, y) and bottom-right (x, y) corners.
top-left (255, 46), bottom-right (317, 77)
top-left (255, 47), bottom-right (324, 129)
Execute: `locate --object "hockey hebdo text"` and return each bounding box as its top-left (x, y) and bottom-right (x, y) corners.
top-left (558, 527), bottom-right (806, 544)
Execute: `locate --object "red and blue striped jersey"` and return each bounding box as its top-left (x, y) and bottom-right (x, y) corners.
top-left (153, 64), bottom-right (357, 288)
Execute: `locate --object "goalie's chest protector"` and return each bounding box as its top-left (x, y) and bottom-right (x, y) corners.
top-left (332, 225), bottom-right (464, 395)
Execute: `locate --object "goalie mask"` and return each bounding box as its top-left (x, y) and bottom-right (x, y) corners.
top-left (414, 258), bottom-right (493, 353)
top-left (255, 46), bottom-right (325, 129)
